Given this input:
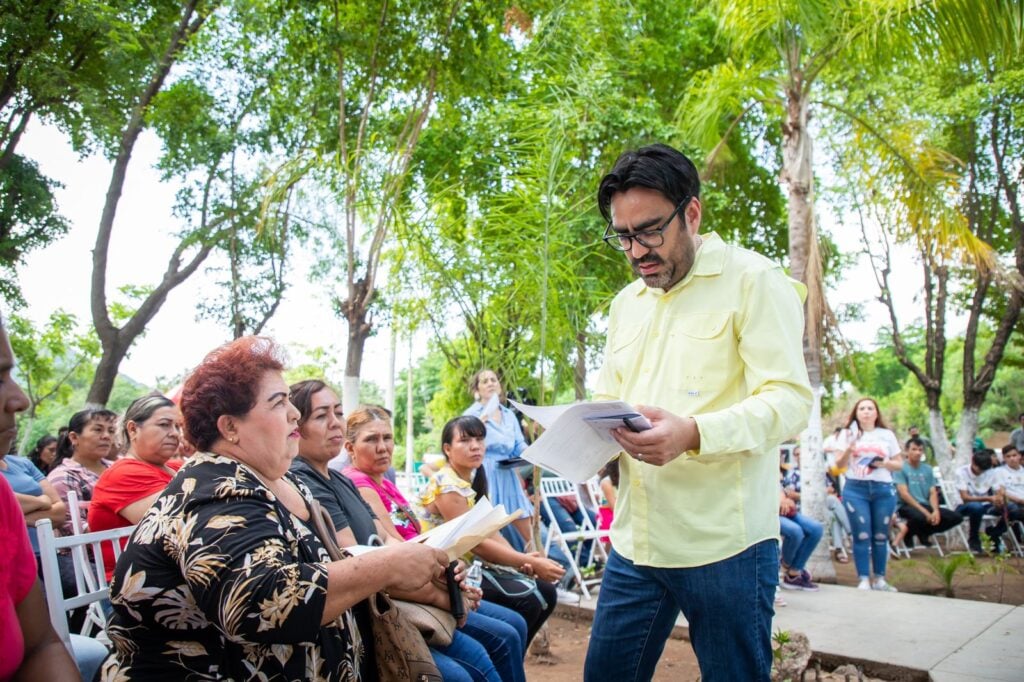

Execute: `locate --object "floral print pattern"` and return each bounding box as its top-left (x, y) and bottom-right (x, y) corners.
top-left (103, 452), bottom-right (360, 681)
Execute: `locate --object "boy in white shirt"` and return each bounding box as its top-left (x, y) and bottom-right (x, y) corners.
top-left (955, 450), bottom-right (1000, 554)
top-left (990, 445), bottom-right (1024, 552)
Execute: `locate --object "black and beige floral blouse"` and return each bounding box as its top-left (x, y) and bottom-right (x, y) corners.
top-left (104, 452), bottom-right (361, 681)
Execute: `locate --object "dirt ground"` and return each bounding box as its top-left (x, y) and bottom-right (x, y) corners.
top-left (522, 550), bottom-right (1024, 681)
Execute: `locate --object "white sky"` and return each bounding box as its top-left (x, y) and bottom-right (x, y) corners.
top-left (13, 121), bottom-right (930, 394)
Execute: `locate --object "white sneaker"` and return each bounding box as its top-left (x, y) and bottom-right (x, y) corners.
top-left (857, 578), bottom-right (872, 590)
top-left (556, 588), bottom-right (581, 605)
top-left (774, 593), bottom-right (787, 607)
top-left (872, 578), bottom-right (898, 592)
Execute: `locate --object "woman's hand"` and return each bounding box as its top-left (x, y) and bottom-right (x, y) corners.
top-left (520, 552), bottom-right (565, 583)
top-left (382, 543), bottom-right (450, 593)
top-left (462, 586), bottom-right (482, 619)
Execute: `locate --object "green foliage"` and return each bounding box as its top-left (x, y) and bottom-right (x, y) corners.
top-left (392, 347), bottom-right (446, 445)
top-left (0, 0), bottom-right (206, 305)
top-left (0, 156), bottom-right (69, 305)
top-left (281, 346), bottom-right (345, 389)
top-left (8, 310), bottom-right (100, 423)
top-left (391, 0), bottom-right (784, 413)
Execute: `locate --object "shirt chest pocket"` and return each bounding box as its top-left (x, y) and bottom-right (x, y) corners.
top-left (666, 311), bottom-right (736, 384)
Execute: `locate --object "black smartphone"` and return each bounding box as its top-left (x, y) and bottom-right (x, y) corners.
top-left (445, 561), bottom-right (464, 620)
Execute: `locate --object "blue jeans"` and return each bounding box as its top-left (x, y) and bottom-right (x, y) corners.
top-left (541, 502), bottom-right (596, 567)
top-left (584, 541), bottom-right (778, 682)
top-left (843, 479), bottom-right (897, 578)
top-left (71, 634), bottom-right (109, 682)
top-left (779, 513), bottom-right (823, 572)
top-left (462, 601), bottom-right (527, 682)
top-left (432, 630), bottom-right (500, 682)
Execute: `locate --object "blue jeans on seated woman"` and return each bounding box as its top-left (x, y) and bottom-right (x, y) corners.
top-left (843, 478), bottom-right (897, 578)
top-left (463, 601), bottom-right (527, 682)
top-left (71, 634), bottom-right (110, 682)
top-left (583, 541), bottom-right (778, 682)
top-left (432, 630), bottom-right (500, 682)
top-left (779, 512), bottom-right (823, 572)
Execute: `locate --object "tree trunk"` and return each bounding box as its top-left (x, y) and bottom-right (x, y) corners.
top-left (86, 335), bottom-right (130, 407)
top-left (405, 336), bottom-right (414, 476)
top-left (386, 329), bottom-right (397, 415)
top-left (953, 406), bottom-right (981, 470)
top-left (782, 79), bottom-right (834, 581)
top-left (87, 1), bottom-right (209, 406)
top-left (927, 408), bottom-right (955, 484)
top-left (342, 298), bottom-right (372, 415)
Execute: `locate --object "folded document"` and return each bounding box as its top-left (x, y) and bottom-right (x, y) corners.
top-left (409, 497), bottom-right (522, 561)
top-left (509, 399), bottom-right (651, 483)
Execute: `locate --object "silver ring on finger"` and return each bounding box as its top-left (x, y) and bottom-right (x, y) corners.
top-left (637, 453), bottom-right (644, 461)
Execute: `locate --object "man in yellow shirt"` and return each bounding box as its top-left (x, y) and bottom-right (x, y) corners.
top-left (583, 144), bottom-right (812, 682)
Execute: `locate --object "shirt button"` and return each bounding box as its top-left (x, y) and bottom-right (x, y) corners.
top-left (632, 478), bottom-right (641, 488)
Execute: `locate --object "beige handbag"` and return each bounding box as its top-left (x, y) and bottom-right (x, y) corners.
top-left (307, 500), bottom-right (442, 681)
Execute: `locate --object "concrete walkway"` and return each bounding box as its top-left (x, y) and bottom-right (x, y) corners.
top-left (556, 583), bottom-right (1024, 681)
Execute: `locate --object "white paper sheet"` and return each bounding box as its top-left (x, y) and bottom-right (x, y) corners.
top-left (509, 399), bottom-right (648, 482)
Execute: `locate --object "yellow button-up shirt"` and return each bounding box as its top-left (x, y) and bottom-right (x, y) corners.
top-left (594, 232), bottom-right (812, 567)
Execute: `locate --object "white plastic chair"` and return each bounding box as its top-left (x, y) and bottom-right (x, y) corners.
top-left (937, 477), bottom-right (1007, 552)
top-left (36, 514), bottom-right (135, 651)
top-left (540, 477), bottom-right (608, 599)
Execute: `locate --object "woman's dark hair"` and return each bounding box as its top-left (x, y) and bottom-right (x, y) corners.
top-left (53, 408), bottom-right (118, 468)
top-left (288, 379), bottom-right (330, 426)
top-left (181, 336), bottom-right (286, 452)
top-left (120, 393), bottom-right (175, 453)
top-left (597, 143), bottom-right (701, 223)
top-left (28, 435), bottom-right (57, 473)
top-left (844, 397), bottom-right (889, 431)
top-left (599, 458), bottom-right (620, 488)
top-left (441, 415), bottom-right (489, 501)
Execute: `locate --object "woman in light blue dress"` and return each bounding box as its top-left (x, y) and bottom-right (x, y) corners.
top-left (463, 369), bottom-right (534, 548)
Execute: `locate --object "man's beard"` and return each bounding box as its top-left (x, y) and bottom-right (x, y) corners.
top-left (631, 254), bottom-right (673, 289)
top-left (630, 235), bottom-right (695, 290)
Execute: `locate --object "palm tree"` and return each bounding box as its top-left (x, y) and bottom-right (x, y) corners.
top-left (682, 0), bottom-right (1021, 579)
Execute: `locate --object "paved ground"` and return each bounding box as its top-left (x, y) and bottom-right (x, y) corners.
top-left (557, 583), bottom-right (1024, 681)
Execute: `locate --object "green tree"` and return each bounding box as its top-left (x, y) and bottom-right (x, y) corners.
top-left (8, 310), bottom-right (99, 451)
top-left (258, 0), bottom-right (509, 415)
top-left (395, 0), bottom-right (785, 418)
top-left (0, 0), bottom-right (127, 303)
top-left (684, 0), bottom-right (1022, 578)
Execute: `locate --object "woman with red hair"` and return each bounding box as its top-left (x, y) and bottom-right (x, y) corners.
top-left (104, 337), bottom-right (449, 680)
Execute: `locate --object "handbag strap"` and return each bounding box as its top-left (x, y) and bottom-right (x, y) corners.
top-left (303, 499), bottom-right (365, 661)
top-left (307, 498), bottom-right (347, 561)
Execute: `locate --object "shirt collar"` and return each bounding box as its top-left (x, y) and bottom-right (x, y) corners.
top-left (633, 232), bottom-right (725, 298)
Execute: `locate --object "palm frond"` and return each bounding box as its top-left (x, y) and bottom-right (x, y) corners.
top-left (677, 57), bottom-right (780, 166)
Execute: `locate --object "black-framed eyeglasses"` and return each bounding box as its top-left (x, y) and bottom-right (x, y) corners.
top-left (602, 197), bottom-right (690, 251)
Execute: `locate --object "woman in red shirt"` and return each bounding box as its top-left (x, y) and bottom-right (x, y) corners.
top-left (88, 393), bottom-right (182, 581)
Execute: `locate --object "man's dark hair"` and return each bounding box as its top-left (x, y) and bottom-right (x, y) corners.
top-left (972, 450), bottom-right (995, 471)
top-left (597, 143), bottom-right (701, 222)
top-left (905, 436), bottom-right (926, 451)
top-left (1003, 443), bottom-right (1020, 457)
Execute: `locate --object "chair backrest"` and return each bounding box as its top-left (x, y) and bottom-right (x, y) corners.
top-left (584, 476), bottom-right (602, 510)
top-left (939, 477), bottom-right (964, 508)
top-left (539, 477), bottom-right (575, 498)
top-left (539, 477), bottom-right (600, 533)
top-left (67, 488), bottom-right (86, 535)
top-left (35, 516), bottom-right (136, 650)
